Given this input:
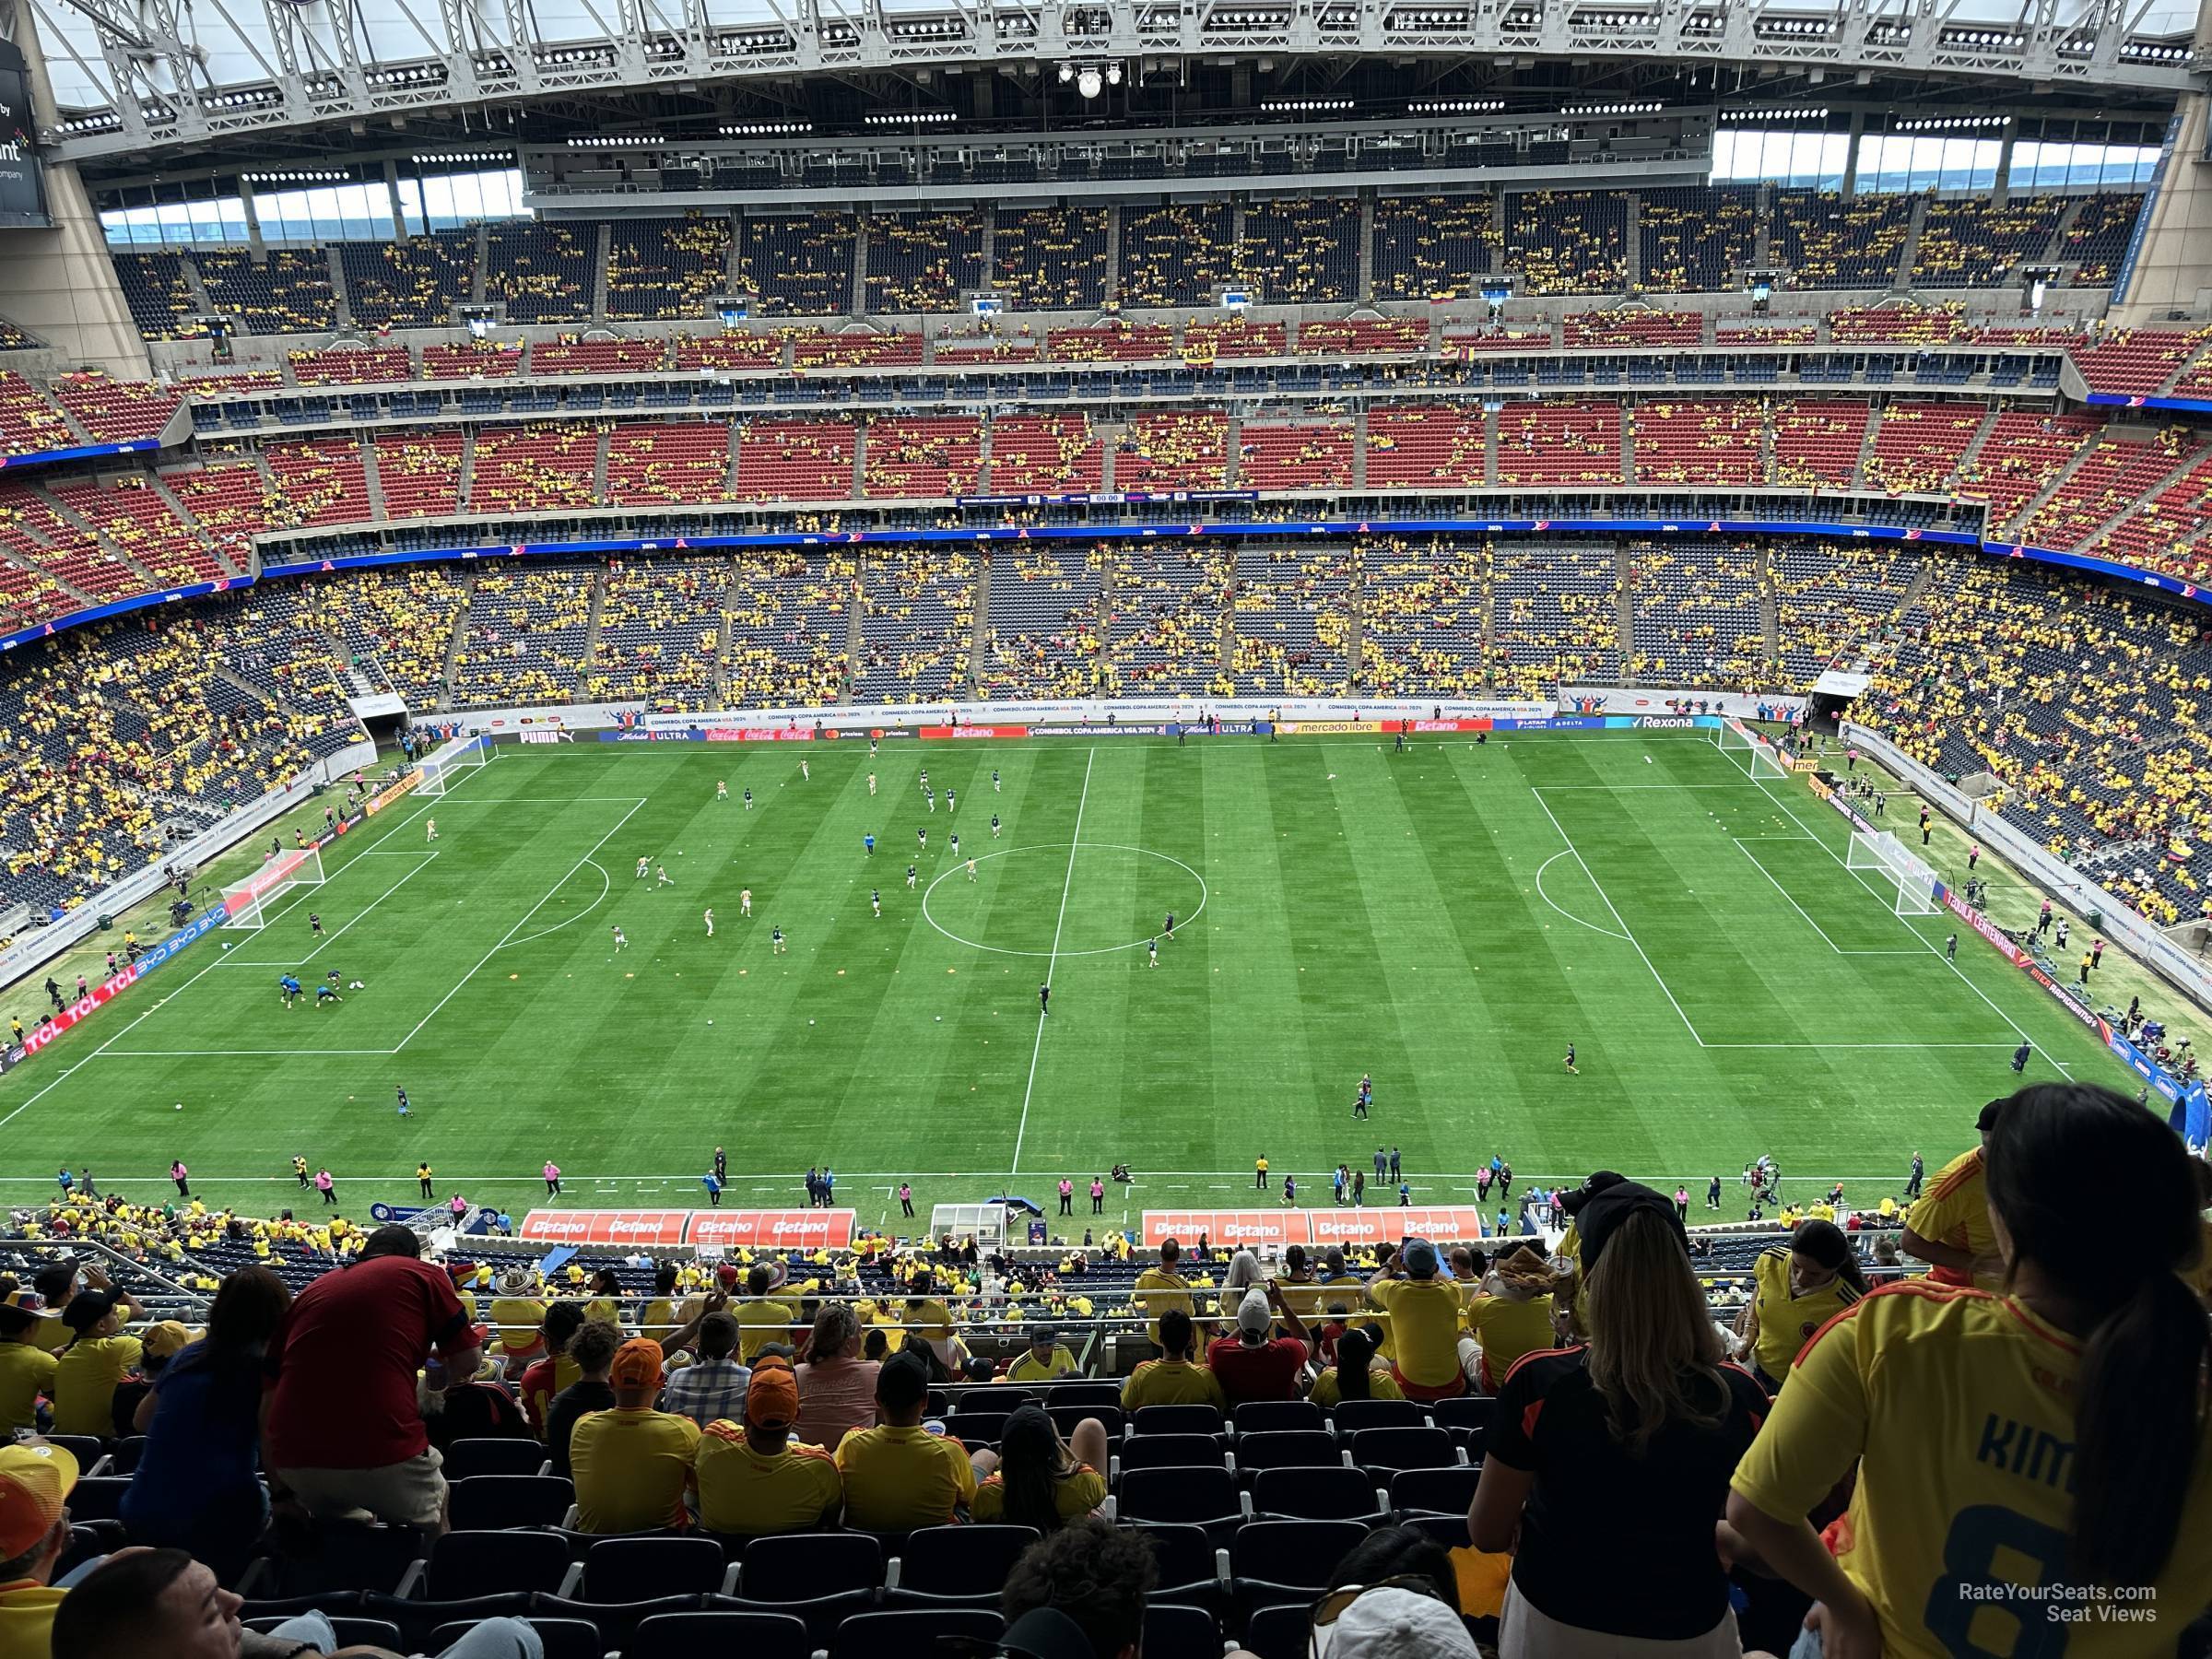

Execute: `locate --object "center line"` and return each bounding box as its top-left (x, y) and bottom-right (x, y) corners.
top-left (1012, 747), bottom-right (1093, 1173)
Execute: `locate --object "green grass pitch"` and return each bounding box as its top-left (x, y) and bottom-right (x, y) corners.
top-left (0, 733), bottom-right (2119, 1228)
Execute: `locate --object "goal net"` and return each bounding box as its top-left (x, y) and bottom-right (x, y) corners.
top-left (220, 845), bottom-right (326, 930)
top-left (1845, 830), bottom-right (1940, 916)
top-left (1718, 719), bottom-right (1789, 781)
top-left (415, 735), bottom-right (491, 798)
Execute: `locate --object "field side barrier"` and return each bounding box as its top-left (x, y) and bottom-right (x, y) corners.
top-left (1839, 723), bottom-right (2212, 1014)
top-left (0, 737), bottom-right (376, 998)
top-left (3, 739), bottom-right (378, 1067)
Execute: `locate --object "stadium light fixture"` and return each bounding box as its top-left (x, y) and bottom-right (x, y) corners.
top-left (1077, 66), bottom-right (1103, 98)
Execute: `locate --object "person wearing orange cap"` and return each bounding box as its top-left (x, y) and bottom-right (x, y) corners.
top-left (566, 1337), bottom-right (700, 1534)
top-left (695, 1355), bottom-right (841, 1537)
top-left (0, 1441), bottom-right (79, 1658)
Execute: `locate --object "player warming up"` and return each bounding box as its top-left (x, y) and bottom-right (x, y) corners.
top-left (278, 974), bottom-right (302, 1007)
top-left (1564, 1042), bottom-right (1579, 1075)
top-left (395, 1087), bottom-right (411, 1118)
top-left (1147, 937), bottom-right (1159, 968)
top-left (1162, 911), bottom-right (1175, 942)
top-left (611, 924), bottom-right (629, 952)
top-left (655, 863), bottom-right (674, 888)
top-left (703, 908), bottom-right (715, 937)
top-left (636, 856), bottom-right (651, 881)
top-left (1039, 982), bottom-right (1051, 1016)
top-left (771, 926), bottom-right (787, 955)
top-left (991, 814), bottom-right (1002, 839)
top-left (426, 818), bottom-right (437, 842)
top-left (801, 759), bottom-right (810, 782)
top-left (906, 864), bottom-right (918, 890)
top-left (967, 859), bottom-right (978, 882)
top-left (740, 888), bottom-right (753, 918)
top-left (744, 787), bottom-right (754, 810)
top-left (308, 912), bottom-right (323, 937)
top-left (871, 888), bottom-right (882, 917)
top-left (716, 780), bottom-right (727, 800)
top-left (868, 772), bottom-right (877, 796)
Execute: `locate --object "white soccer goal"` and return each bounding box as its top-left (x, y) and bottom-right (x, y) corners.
top-left (1846, 830), bottom-right (1940, 916)
top-left (220, 845), bottom-right (326, 930)
top-left (415, 735), bottom-right (491, 798)
top-left (1718, 719), bottom-right (1789, 781)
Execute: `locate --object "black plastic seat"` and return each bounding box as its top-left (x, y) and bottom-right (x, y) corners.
top-left (1233, 1400), bottom-right (1325, 1436)
top-left (1391, 1464), bottom-right (1483, 1519)
top-left (45, 1435), bottom-right (103, 1468)
top-left (1135, 1524), bottom-right (1226, 1607)
top-left (1429, 1395), bottom-right (1498, 1440)
top-left (1230, 1517), bottom-right (1369, 1610)
top-left (1233, 1430), bottom-right (1343, 1484)
top-left (939, 1409), bottom-right (1011, 1448)
top-left (1048, 1381), bottom-right (1124, 1410)
top-left (523, 1594), bottom-right (711, 1649)
top-left (950, 1384), bottom-right (1032, 1413)
top-left (1331, 1397), bottom-right (1430, 1434)
top-left (447, 1474), bottom-right (575, 1531)
top-left (65, 1477), bottom-right (129, 1523)
top-left (829, 1607), bottom-right (1003, 1656)
top-left (443, 1438), bottom-right (549, 1479)
top-left (1347, 1425), bottom-right (1460, 1477)
top-left (1144, 1601), bottom-right (1226, 1659)
top-left (886, 1524), bottom-right (1039, 1606)
top-left (102, 1437), bottom-right (149, 1476)
top-left (359, 1593), bottom-right (530, 1653)
top-left (1250, 1466), bottom-right (1387, 1523)
top-left (1117, 1466), bottom-right (1242, 1530)
top-left (1118, 1433), bottom-right (1229, 1474)
top-left (418, 1530), bottom-right (573, 1598)
top-left (1131, 1404), bottom-right (1224, 1437)
top-left (729, 1533), bottom-right (882, 1645)
top-left (582, 1535), bottom-right (727, 1602)
top-left (1242, 1599), bottom-right (1318, 1659)
top-left (628, 1609), bottom-right (810, 1659)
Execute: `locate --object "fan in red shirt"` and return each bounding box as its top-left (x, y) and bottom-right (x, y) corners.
top-left (1206, 1281), bottom-right (1312, 1405)
top-left (262, 1225), bottom-right (483, 1527)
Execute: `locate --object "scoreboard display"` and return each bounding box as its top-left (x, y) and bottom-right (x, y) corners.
top-left (0, 41), bottom-right (49, 229)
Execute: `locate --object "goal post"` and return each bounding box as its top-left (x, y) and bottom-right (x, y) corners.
top-left (415, 734), bottom-right (491, 798)
top-left (1845, 830), bottom-right (1940, 916)
top-left (220, 845), bottom-right (326, 930)
top-left (1718, 718), bottom-right (1788, 781)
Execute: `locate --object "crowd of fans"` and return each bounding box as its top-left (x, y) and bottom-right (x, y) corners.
top-left (0, 1083), bottom-right (2200, 1656)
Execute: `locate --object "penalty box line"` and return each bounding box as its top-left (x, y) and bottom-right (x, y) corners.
top-left (1532, 787), bottom-right (2023, 1054)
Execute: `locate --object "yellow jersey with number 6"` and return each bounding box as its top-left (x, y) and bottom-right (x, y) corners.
top-left (1731, 1279), bottom-right (2212, 1658)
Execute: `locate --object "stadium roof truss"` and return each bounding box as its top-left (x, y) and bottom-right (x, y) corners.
top-left (12, 0), bottom-right (2201, 163)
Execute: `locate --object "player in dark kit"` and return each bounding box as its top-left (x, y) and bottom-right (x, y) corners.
top-left (1039, 983), bottom-right (1051, 1015)
top-left (1162, 911), bottom-right (1175, 941)
top-left (309, 912), bottom-right (323, 936)
top-left (1564, 1043), bottom-right (1579, 1075)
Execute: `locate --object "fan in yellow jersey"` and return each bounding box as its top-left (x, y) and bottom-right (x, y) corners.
top-left (969, 1404), bottom-right (1110, 1527)
top-left (1736, 1219), bottom-right (1867, 1394)
top-left (1005, 1324), bottom-right (1078, 1382)
top-left (1464, 1246), bottom-right (1561, 1394)
top-left (1118, 1310), bottom-right (1225, 1410)
top-left (1133, 1241), bottom-right (1195, 1349)
top-left (1728, 1083), bottom-right (2212, 1659)
top-left (1901, 1100), bottom-right (2006, 1289)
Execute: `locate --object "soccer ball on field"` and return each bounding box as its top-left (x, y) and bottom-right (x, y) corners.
top-left (173, 1102), bottom-right (182, 1111)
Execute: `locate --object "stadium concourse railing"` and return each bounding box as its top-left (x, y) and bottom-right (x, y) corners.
top-left (0, 736), bottom-right (377, 1051)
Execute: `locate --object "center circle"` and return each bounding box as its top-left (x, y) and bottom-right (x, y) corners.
top-left (921, 842), bottom-right (1209, 959)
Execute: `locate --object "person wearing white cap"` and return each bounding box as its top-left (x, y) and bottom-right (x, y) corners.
top-left (1311, 1584), bottom-right (1480, 1657)
top-left (1206, 1282), bottom-right (1312, 1406)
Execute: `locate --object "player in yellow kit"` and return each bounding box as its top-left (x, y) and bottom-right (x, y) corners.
top-left (1727, 1084), bottom-right (2212, 1659)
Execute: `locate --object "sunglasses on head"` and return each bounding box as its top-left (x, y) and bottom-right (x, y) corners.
top-left (1310, 1574), bottom-right (1449, 1640)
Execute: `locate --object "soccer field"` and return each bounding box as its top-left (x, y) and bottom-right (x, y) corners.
top-left (0, 731), bottom-right (2116, 1226)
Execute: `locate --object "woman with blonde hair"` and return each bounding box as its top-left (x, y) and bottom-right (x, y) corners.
top-left (1469, 1176), bottom-right (1767, 1656)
